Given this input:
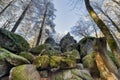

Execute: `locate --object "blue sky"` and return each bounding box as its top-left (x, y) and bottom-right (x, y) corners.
top-left (53, 0), bottom-right (80, 34)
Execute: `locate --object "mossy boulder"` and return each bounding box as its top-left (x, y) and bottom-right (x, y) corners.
top-left (19, 52), bottom-right (35, 62)
top-left (83, 52), bottom-right (99, 77)
top-left (79, 37), bottom-right (95, 58)
top-left (0, 28), bottom-right (30, 52)
top-left (0, 47), bottom-right (30, 66)
top-left (33, 55), bottom-right (76, 69)
top-left (70, 50), bottom-right (80, 60)
top-left (30, 44), bottom-right (52, 54)
top-left (54, 69), bottom-right (93, 80)
top-left (9, 65), bottom-right (40, 80)
top-left (40, 49), bottom-right (61, 56)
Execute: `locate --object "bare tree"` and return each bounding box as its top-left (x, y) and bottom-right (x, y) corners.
top-left (36, 1), bottom-right (50, 46)
top-left (84, 0), bottom-right (120, 77)
top-left (93, 3), bottom-right (120, 33)
top-left (0, 0), bottom-right (14, 15)
top-left (11, 1), bottom-right (31, 32)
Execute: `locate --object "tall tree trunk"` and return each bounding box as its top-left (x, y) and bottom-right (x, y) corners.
top-left (35, 3), bottom-right (49, 46)
top-left (11, 1), bottom-right (31, 32)
top-left (0, 0), bottom-right (13, 15)
top-left (97, 7), bottom-right (120, 33)
top-left (94, 38), bottom-right (120, 78)
top-left (84, 0), bottom-right (120, 68)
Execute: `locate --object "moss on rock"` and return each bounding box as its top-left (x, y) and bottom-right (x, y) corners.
top-left (9, 65), bottom-right (40, 80)
top-left (0, 28), bottom-right (30, 52)
top-left (83, 52), bottom-right (99, 77)
top-left (0, 48), bottom-right (30, 66)
top-left (30, 44), bottom-right (51, 54)
top-left (19, 52), bottom-right (35, 62)
top-left (33, 55), bottom-right (76, 69)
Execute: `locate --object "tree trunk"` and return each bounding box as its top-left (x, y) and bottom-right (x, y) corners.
top-left (84, 0), bottom-right (120, 68)
top-left (0, 0), bottom-right (13, 15)
top-left (94, 38), bottom-right (120, 78)
top-left (35, 3), bottom-right (49, 46)
top-left (11, 1), bottom-right (31, 32)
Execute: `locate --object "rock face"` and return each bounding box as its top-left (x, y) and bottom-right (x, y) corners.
top-left (44, 37), bottom-right (56, 47)
top-left (83, 52), bottom-right (100, 77)
top-left (30, 44), bottom-right (52, 54)
top-left (79, 37), bottom-right (95, 57)
top-left (45, 37), bottom-right (61, 51)
top-left (34, 55), bottom-right (76, 69)
top-left (9, 65), bottom-right (40, 80)
top-left (19, 52), bottom-right (35, 62)
top-left (0, 28), bottom-right (30, 53)
top-left (54, 69), bottom-right (93, 80)
top-left (0, 48), bottom-right (30, 66)
top-left (60, 33), bottom-right (77, 52)
top-left (0, 60), bottom-right (11, 78)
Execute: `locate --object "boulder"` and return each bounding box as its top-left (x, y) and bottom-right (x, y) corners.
top-left (60, 33), bottom-right (77, 52)
top-left (0, 48), bottom-right (30, 66)
top-left (9, 65), bottom-right (40, 80)
top-left (54, 69), bottom-right (93, 80)
top-left (44, 37), bottom-right (56, 47)
top-left (79, 37), bottom-right (95, 58)
top-left (45, 37), bottom-right (61, 51)
top-left (83, 52), bottom-right (99, 77)
top-left (0, 28), bottom-right (30, 53)
top-left (0, 60), bottom-right (12, 78)
top-left (30, 44), bottom-right (52, 54)
top-left (33, 55), bottom-right (76, 69)
top-left (19, 52), bottom-right (35, 63)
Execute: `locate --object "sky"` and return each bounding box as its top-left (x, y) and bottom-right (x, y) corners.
top-left (53, 0), bottom-right (80, 34)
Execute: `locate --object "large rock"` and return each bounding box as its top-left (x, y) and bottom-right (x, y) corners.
top-left (30, 43), bottom-right (61, 56)
top-left (33, 55), bottom-right (76, 69)
top-left (0, 28), bottom-right (30, 52)
top-left (62, 50), bottom-right (81, 62)
top-left (79, 37), bottom-right (95, 58)
top-left (60, 33), bottom-right (77, 52)
top-left (45, 37), bottom-right (61, 51)
top-left (54, 69), bottom-right (93, 80)
top-left (0, 60), bottom-right (12, 78)
top-left (30, 44), bottom-right (52, 54)
top-left (19, 52), bottom-right (35, 62)
top-left (0, 48), bottom-right (30, 66)
top-left (83, 52), bottom-right (99, 77)
top-left (9, 65), bottom-right (40, 80)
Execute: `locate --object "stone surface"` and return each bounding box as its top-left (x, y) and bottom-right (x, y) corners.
top-left (79, 37), bottom-right (95, 57)
top-left (45, 37), bottom-right (61, 51)
top-left (0, 48), bottom-right (30, 66)
top-left (60, 33), bottom-right (77, 52)
top-left (9, 65), bottom-right (40, 80)
top-left (30, 44), bottom-right (52, 54)
top-left (34, 55), bottom-right (76, 69)
top-left (0, 28), bottom-right (30, 53)
top-left (83, 52), bottom-right (99, 77)
top-left (0, 61), bottom-right (11, 78)
top-left (54, 69), bottom-right (93, 80)
top-left (19, 51), bottom-right (35, 62)
top-left (76, 63), bottom-right (84, 70)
